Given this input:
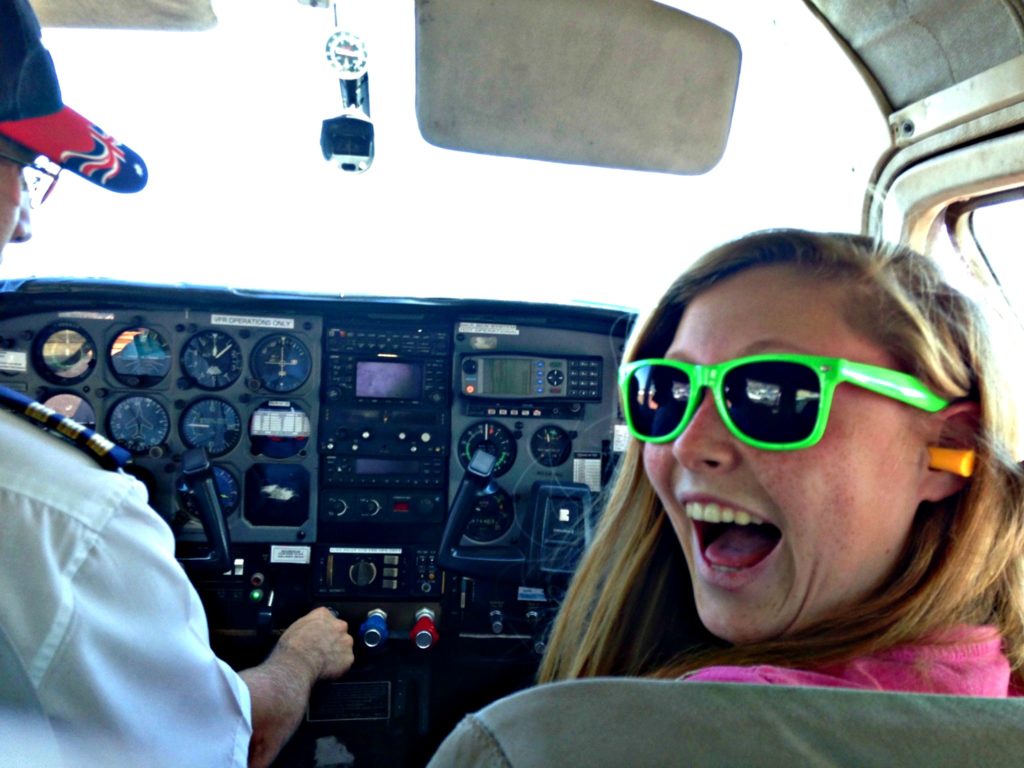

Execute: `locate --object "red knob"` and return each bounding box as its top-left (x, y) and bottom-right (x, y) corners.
top-left (410, 608), bottom-right (439, 649)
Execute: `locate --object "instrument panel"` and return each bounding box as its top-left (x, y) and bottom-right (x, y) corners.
top-left (5, 306), bottom-right (324, 543)
top-left (0, 278), bottom-right (632, 767)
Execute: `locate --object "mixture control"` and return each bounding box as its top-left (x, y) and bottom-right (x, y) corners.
top-left (410, 607), bottom-right (439, 649)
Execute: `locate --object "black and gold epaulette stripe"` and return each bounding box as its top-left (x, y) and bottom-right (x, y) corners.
top-left (0, 384), bottom-right (131, 470)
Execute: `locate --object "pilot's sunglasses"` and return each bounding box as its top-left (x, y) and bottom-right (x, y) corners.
top-left (0, 151), bottom-right (60, 209)
top-left (619, 354), bottom-right (950, 450)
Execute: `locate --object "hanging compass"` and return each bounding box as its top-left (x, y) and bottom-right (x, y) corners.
top-left (325, 30), bottom-right (369, 80)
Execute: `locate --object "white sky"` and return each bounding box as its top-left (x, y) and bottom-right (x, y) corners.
top-left (3, 0), bottom-right (888, 311)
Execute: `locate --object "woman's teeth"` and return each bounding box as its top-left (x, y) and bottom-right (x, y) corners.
top-left (685, 502), bottom-right (764, 526)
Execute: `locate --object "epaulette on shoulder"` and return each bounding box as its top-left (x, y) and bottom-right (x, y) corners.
top-left (0, 384), bottom-right (131, 471)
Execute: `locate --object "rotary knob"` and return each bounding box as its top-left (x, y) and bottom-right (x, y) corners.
top-left (358, 498), bottom-right (382, 518)
top-left (349, 560), bottom-right (378, 587)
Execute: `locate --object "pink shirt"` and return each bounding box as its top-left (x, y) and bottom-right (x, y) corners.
top-left (685, 625), bottom-right (1017, 697)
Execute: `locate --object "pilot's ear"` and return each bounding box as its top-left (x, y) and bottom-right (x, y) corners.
top-left (919, 401), bottom-right (980, 503)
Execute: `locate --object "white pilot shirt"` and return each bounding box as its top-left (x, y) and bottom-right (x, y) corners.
top-left (0, 409), bottom-right (251, 767)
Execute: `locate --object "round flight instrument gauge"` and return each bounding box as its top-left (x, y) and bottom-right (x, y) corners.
top-left (181, 330), bottom-right (243, 390)
top-left (325, 30), bottom-right (369, 79)
top-left (180, 398), bottom-right (243, 458)
top-left (177, 465), bottom-right (240, 519)
top-left (212, 466), bottom-right (241, 515)
top-left (464, 488), bottom-right (515, 544)
top-left (41, 393), bottom-right (96, 429)
top-left (107, 395), bottom-right (170, 454)
top-left (34, 323), bottom-right (96, 384)
top-left (457, 421), bottom-right (517, 477)
top-left (109, 326), bottom-right (171, 387)
top-left (251, 334), bottom-right (312, 393)
top-left (530, 425), bottom-right (573, 467)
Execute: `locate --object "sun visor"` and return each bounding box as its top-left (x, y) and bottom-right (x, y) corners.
top-left (33, 0), bottom-right (217, 30)
top-left (415, 0), bottom-right (740, 175)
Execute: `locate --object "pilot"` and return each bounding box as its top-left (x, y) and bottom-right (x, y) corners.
top-left (0, 3), bottom-right (353, 767)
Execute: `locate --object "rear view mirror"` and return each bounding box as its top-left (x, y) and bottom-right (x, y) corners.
top-left (415, 0), bottom-right (741, 175)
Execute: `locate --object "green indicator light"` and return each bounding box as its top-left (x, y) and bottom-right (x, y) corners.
top-left (249, 589), bottom-right (264, 603)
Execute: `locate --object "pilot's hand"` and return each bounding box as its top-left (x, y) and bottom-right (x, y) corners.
top-left (242, 607), bottom-right (354, 768)
top-left (276, 606), bottom-right (355, 680)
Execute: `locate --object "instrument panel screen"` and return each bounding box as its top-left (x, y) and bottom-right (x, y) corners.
top-left (355, 360), bottom-right (423, 400)
top-left (355, 457), bottom-right (421, 475)
top-left (481, 357), bottom-right (534, 396)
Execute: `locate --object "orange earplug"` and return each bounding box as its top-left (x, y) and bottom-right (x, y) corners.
top-left (927, 447), bottom-right (975, 477)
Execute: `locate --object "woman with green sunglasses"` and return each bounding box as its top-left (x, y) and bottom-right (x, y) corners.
top-left (538, 229), bottom-right (1024, 695)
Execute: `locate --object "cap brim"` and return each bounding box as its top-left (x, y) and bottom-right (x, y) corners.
top-left (0, 105), bottom-right (147, 193)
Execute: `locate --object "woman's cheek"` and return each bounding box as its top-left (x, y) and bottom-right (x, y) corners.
top-left (642, 444), bottom-right (676, 498)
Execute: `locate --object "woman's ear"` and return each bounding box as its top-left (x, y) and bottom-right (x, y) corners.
top-left (919, 401), bottom-right (980, 502)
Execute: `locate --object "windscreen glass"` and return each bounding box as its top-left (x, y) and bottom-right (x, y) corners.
top-left (4, 0), bottom-right (887, 310)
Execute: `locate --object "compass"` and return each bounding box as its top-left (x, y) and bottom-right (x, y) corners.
top-left (325, 30), bottom-right (368, 80)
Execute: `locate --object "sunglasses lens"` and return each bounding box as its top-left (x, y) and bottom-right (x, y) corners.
top-left (626, 363), bottom-right (692, 439)
top-left (722, 361), bottom-right (821, 444)
top-left (20, 166), bottom-right (56, 209)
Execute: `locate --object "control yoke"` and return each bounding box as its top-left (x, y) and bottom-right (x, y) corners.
top-left (440, 450), bottom-right (593, 584)
top-left (176, 447), bottom-right (232, 572)
top-left (438, 450), bottom-right (526, 583)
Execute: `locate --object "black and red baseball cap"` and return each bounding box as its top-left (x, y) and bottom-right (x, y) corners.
top-left (0, 0), bottom-right (147, 193)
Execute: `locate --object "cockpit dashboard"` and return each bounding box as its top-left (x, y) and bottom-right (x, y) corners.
top-left (0, 278), bottom-right (632, 765)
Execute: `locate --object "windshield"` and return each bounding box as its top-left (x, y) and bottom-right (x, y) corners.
top-left (3, 0), bottom-right (887, 310)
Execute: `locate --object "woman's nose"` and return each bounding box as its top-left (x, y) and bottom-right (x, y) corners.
top-left (671, 393), bottom-right (741, 472)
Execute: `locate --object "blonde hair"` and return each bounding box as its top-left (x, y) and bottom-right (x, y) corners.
top-left (539, 229), bottom-right (1024, 682)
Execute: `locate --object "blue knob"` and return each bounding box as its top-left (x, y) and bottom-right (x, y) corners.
top-left (359, 609), bottom-right (389, 648)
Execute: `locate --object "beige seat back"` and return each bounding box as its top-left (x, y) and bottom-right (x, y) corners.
top-left (428, 678), bottom-right (1024, 767)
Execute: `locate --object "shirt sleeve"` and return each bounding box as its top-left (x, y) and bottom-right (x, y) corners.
top-left (31, 477), bottom-right (252, 767)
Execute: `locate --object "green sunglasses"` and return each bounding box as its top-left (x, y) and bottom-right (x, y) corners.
top-left (619, 353), bottom-right (949, 451)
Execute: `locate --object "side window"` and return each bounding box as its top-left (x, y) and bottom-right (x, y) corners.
top-left (933, 191), bottom-right (1024, 325)
top-left (943, 191), bottom-right (1024, 446)
top-left (966, 193), bottom-right (1024, 311)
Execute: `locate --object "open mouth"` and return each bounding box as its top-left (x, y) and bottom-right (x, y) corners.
top-left (686, 502), bottom-right (782, 571)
